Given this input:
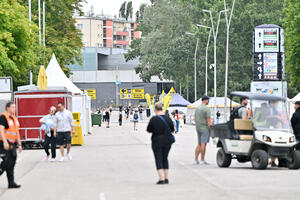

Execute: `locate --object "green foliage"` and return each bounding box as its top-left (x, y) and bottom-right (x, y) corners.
top-left (284, 0), bottom-right (300, 90)
top-left (126, 0), bottom-right (297, 101)
top-left (119, 1), bottom-right (133, 20)
top-left (19, 0), bottom-right (85, 77)
top-left (0, 0), bottom-right (40, 88)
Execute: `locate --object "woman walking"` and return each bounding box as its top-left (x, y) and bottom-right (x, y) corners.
top-left (39, 106), bottom-right (57, 161)
top-left (105, 108), bottom-right (110, 128)
top-left (174, 110), bottom-right (180, 133)
top-left (133, 110), bottom-right (139, 131)
top-left (147, 103), bottom-right (175, 185)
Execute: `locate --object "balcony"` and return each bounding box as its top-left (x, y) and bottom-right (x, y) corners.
top-left (115, 40), bottom-right (129, 45)
top-left (115, 31), bottom-right (129, 36)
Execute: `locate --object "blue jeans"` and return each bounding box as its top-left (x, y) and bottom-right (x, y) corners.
top-left (175, 120), bottom-right (179, 133)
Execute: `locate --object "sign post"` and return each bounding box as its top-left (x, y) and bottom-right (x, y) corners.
top-left (252, 24), bottom-right (286, 97)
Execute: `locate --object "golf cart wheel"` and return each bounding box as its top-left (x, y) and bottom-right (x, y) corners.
top-left (287, 150), bottom-right (300, 170)
top-left (216, 148), bottom-right (232, 168)
top-left (251, 150), bottom-right (268, 169)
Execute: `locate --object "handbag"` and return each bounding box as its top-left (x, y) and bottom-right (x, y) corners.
top-left (157, 115), bottom-right (175, 143)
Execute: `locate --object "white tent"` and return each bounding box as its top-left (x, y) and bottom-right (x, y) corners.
top-left (186, 97), bottom-right (239, 125)
top-left (46, 54), bottom-right (83, 94)
top-left (291, 93), bottom-right (300, 102)
top-left (46, 54), bottom-right (92, 136)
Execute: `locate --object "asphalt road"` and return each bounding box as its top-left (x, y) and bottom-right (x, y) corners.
top-left (0, 111), bottom-right (300, 200)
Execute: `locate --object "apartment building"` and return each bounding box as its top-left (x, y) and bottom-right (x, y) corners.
top-left (75, 15), bottom-right (141, 49)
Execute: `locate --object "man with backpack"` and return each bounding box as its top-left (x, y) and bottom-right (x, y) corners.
top-left (133, 110), bottom-right (139, 131)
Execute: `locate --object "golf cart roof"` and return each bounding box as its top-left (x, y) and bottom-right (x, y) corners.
top-left (230, 91), bottom-right (286, 101)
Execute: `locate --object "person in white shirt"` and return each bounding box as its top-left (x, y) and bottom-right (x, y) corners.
top-left (39, 106), bottom-right (57, 162)
top-left (54, 102), bottom-right (75, 162)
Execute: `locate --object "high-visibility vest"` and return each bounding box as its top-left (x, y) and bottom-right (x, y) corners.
top-left (0, 112), bottom-right (20, 143)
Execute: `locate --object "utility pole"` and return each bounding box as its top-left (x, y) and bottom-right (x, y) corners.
top-left (29, 0), bottom-right (32, 85)
top-left (205, 29), bottom-right (212, 96)
top-left (38, 0), bottom-right (41, 45)
top-left (223, 0), bottom-right (236, 121)
top-left (202, 9), bottom-right (226, 124)
top-left (194, 38), bottom-right (199, 101)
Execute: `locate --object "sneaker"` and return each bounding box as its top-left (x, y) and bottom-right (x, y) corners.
top-left (67, 154), bottom-right (72, 161)
top-left (164, 179), bottom-right (169, 184)
top-left (200, 161), bottom-right (209, 165)
top-left (50, 158), bottom-right (56, 162)
top-left (59, 157), bottom-right (64, 162)
top-left (195, 160), bottom-right (200, 165)
top-left (156, 180), bottom-right (165, 185)
top-left (43, 155), bottom-right (50, 161)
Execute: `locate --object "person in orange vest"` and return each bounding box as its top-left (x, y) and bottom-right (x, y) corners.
top-left (0, 101), bottom-right (22, 189)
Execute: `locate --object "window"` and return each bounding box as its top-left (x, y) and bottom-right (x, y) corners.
top-left (77, 24), bottom-right (83, 30)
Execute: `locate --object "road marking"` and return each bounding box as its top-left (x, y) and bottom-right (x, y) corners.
top-left (99, 192), bottom-right (106, 200)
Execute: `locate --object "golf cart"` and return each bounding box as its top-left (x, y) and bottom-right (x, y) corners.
top-left (210, 91), bottom-right (300, 170)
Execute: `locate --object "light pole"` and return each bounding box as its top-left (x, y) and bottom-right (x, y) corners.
top-left (185, 32), bottom-right (199, 101)
top-left (202, 9), bottom-right (226, 124)
top-left (223, 0), bottom-right (236, 121)
top-left (196, 24), bottom-right (211, 96)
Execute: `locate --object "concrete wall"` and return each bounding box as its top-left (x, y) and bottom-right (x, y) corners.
top-left (73, 82), bottom-right (159, 108)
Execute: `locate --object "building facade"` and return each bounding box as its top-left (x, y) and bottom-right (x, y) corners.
top-left (75, 15), bottom-right (141, 49)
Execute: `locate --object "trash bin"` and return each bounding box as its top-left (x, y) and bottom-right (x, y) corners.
top-left (146, 108), bottom-right (151, 117)
top-left (91, 114), bottom-right (102, 127)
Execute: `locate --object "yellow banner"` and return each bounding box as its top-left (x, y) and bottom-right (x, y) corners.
top-left (132, 93), bottom-right (144, 99)
top-left (132, 89), bottom-right (144, 94)
top-left (120, 89), bottom-right (128, 94)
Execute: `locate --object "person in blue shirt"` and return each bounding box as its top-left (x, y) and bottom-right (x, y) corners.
top-left (39, 106), bottom-right (57, 162)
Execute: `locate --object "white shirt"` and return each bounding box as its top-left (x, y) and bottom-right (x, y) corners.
top-left (54, 109), bottom-right (74, 132)
top-left (40, 114), bottom-right (56, 137)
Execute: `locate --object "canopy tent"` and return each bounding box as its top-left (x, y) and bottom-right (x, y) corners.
top-left (46, 54), bottom-right (83, 94)
top-left (46, 54), bottom-right (91, 136)
top-left (188, 97), bottom-right (239, 109)
top-left (290, 93), bottom-right (300, 102)
top-left (186, 97), bottom-right (239, 125)
top-left (169, 93), bottom-right (191, 107)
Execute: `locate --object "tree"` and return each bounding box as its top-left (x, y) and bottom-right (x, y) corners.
top-left (119, 1), bottom-right (126, 18)
top-left (19, 0), bottom-right (84, 77)
top-left (126, 1), bottom-right (133, 20)
top-left (284, 0), bottom-right (300, 90)
top-left (0, 0), bottom-right (40, 88)
top-left (119, 1), bottom-right (133, 20)
top-left (127, 0), bottom-right (297, 99)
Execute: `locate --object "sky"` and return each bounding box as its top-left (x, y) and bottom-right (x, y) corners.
top-left (82, 0), bottom-right (150, 17)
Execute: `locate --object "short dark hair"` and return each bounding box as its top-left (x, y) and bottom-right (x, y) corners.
top-left (240, 97), bottom-right (248, 103)
top-left (155, 103), bottom-right (163, 111)
top-left (58, 102), bottom-right (65, 106)
top-left (5, 101), bottom-right (15, 110)
top-left (201, 96), bottom-right (210, 101)
top-left (295, 101), bottom-right (300, 105)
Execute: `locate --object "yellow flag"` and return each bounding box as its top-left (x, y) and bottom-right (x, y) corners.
top-left (37, 65), bottom-right (48, 90)
top-left (145, 93), bottom-right (152, 108)
top-left (164, 95), bottom-right (172, 111)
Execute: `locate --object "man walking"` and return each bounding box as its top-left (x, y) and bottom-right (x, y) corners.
top-left (291, 101), bottom-right (300, 150)
top-left (0, 101), bottom-right (22, 188)
top-left (55, 102), bottom-right (75, 162)
top-left (194, 96), bottom-right (211, 165)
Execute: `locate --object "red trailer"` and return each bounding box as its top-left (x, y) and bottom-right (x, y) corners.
top-left (14, 89), bottom-right (72, 148)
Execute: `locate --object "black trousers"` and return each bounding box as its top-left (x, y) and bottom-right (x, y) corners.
top-left (0, 142), bottom-right (17, 185)
top-left (152, 143), bottom-right (172, 170)
top-left (44, 131), bottom-right (56, 158)
top-left (295, 134), bottom-right (300, 150)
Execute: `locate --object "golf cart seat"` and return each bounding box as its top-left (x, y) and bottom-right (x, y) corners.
top-left (234, 119), bottom-right (254, 140)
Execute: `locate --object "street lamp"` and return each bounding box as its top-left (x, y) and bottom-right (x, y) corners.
top-left (185, 32), bottom-right (199, 102)
top-left (202, 9), bottom-right (227, 124)
top-left (196, 24), bottom-right (211, 96)
top-left (223, 0), bottom-right (236, 121)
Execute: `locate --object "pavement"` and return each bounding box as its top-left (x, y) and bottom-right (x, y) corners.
top-left (0, 111), bottom-right (300, 200)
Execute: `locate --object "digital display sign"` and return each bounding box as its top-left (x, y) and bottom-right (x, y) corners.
top-left (263, 53), bottom-right (278, 80)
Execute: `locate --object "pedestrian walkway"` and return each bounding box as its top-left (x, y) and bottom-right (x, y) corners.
top-left (0, 111), bottom-right (300, 200)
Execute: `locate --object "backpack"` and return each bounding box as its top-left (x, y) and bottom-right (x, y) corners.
top-left (134, 113), bottom-right (138, 120)
top-left (230, 106), bottom-right (242, 121)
